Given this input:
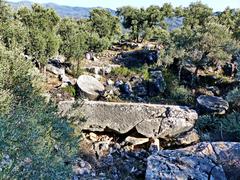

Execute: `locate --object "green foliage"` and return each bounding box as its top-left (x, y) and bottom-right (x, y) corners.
top-left (0, 45), bottom-right (37, 100)
top-left (111, 67), bottom-right (133, 77)
top-left (59, 9), bottom-right (119, 57)
top-left (0, 89), bottom-right (13, 115)
top-left (226, 88), bottom-right (240, 103)
top-left (0, 99), bottom-right (78, 179)
top-left (62, 85), bottom-right (76, 97)
top-left (170, 85), bottom-right (194, 105)
top-left (0, 0), bottom-right (12, 22)
top-left (58, 18), bottom-right (88, 61)
top-left (197, 113), bottom-right (240, 141)
top-left (0, 1), bottom-right (27, 49)
top-left (172, 20), bottom-right (239, 75)
top-left (0, 19), bottom-right (27, 49)
top-left (226, 87), bottom-right (240, 111)
top-left (183, 1), bottom-right (213, 28)
top-left (117, 3), bottom-right (176, 42)
top-left (88, 32), bottom-right (111, 52)
top-left (117, 6), bottom-right (149, 42)
top-left (17, 4), bottom-right (61, 66)
top-left (217, 8), bottom-right (240, 40)
top-left (111, 66), bottom-right (150, 80)
top-left (90, 8), bottom-right (121, 39)
top-left (162, 69), bottom-right (194, 105)
top-left (0, 43), bottom-right (78, 179)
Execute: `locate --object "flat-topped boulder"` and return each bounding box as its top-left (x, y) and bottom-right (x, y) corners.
top-left (59, 100), bottom-right (198, 139)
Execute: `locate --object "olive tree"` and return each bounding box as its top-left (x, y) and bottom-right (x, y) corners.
top-left (172, 21), bottom-right (239, 86)
top-left (17, 4), bottom-right (61, 71)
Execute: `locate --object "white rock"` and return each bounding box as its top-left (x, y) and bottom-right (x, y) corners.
top-left (77, 75), bottom-right (105, 100)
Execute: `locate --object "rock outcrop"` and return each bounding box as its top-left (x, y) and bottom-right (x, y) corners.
top-left (77, 75), bottom-right (105, 100)
top-left (59, 100), bottom-right (198, 139)
top-left (146, 142), bottom-right (240, 180)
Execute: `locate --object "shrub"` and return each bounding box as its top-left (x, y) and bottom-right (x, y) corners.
top-left (197, 112), bottom-right (240, 141)
top-left (111, 66), bottom-right (150, 80)
top-left (162, 69), bottom-right (194, 105)
top-left (62, 85), bottom-right (76, 97)
top-left (226, 88), bottom-right (240, 103)
top-left (0, 44), bottom-right (79, 179)
top-left (111, 67), bottom-right (132, 77)
top-left (170, 85), bottom-right (194, 105)
top-left (88, 33), bottom-right (111, 52)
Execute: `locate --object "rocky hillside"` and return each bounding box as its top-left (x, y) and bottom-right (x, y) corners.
top-left (1, 1), bottom-right (240, 179)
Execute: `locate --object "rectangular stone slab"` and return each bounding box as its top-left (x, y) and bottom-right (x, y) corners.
top-left (59, 100), bottom-right (198, 138)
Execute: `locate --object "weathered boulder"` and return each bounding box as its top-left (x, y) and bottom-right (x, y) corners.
top-left (77, 75), bottom-right (105, 100)
top-left (146, 142), bottom-right (240, 180)
top-left (182, 142), bottom-right (240, 179)
top-left (223, 62), bottom-right (237, 77)
top-left (59, 74), bottom-right (75, 85)
top-left (146, 148), bottom-right (226, 180)
top-left (47, 59), bottom-right (71, 75)
top-left (148, 70), bottom-right (166, 96)
top-left (61, 100), bottom-right (198, 139)
top-left (197, 95), bottom-right (229, 114)
top-left (46, 63), bottom-right (65, 75)
top-left (73, 158), bottom-right (92, 176)
top-left (180, 61), bottom-right (197, 85)
top-left (130, 77), bottom-right (148, 97)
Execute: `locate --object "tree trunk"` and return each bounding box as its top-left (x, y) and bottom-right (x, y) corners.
top-left (191, 52), bottom-right (209, 88)
top-left (191, 65), bottom-right (199, 88)
top-left (76, 59), bottom-right (80, 77)
top-left (178, 64), bottom-right (183, 82)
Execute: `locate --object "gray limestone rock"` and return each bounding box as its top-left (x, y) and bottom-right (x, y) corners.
top-left (62, 100), bottom-right (198, 139)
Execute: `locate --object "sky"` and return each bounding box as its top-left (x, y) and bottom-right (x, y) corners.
top-left (9, 0), bottom-right (240, 11)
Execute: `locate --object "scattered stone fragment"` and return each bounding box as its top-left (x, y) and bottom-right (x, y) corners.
top-left (174, 129), bottom-right (200, 146)
top-left (125, 136), bottom-right (149, 146)
top-left (89, 132), bottom-right (98, 142)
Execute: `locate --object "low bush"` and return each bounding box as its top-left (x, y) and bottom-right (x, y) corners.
top-left (62, 85), bottom-right (76, 97)
top-left (197, 112), bottom-right (240, 141)
top-left (163, 69), bottom-right (194, 105)
top-left (111, 66), bottom-right (150, 80)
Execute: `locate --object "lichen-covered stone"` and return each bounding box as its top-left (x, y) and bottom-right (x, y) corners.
top-left (61, 100), bottom-right (198, 139)
top-left (146, 142), bottom-right (240, 180)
